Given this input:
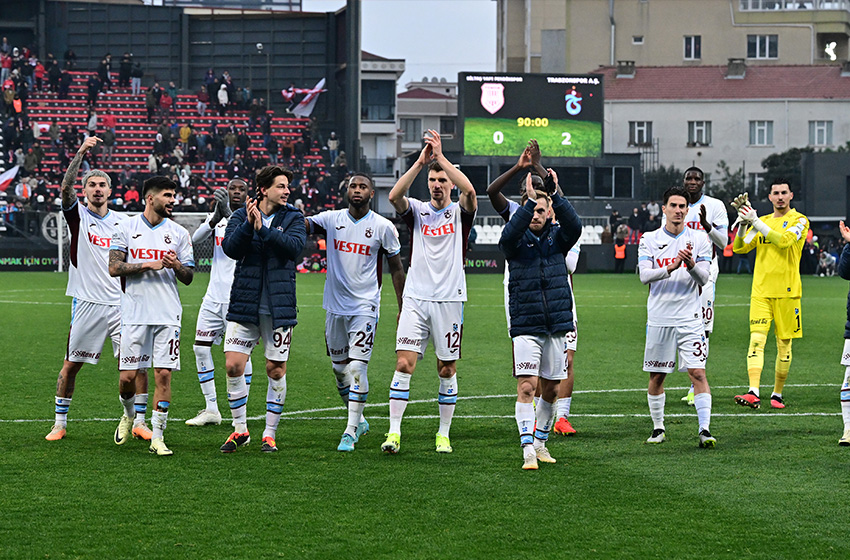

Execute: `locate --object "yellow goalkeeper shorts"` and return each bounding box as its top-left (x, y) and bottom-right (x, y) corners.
top-left (749, 297), bottom-right (802, 339)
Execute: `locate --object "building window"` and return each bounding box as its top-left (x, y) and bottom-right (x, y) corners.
top-left (400, 118), bottom-right (421, 143)
top-left (688, 121), bottom-right (711, 146)
top-left (684, 36), bottom-right (701, 60)
top-left (748, 173), bottom-right (765, 197)
top-left (629, 121), bottom-right (652, 146)
top-left (440, 118), bottom-right (456, 137)
top-left (594, 167), bottom-right (633, 198)
top-left (809, 120), bottom-right (833, 146)
top-left (747, 34), bottom-right (778, 59)
top-left (633, 36), bottom-right (644, 45)
top-left (361, 80), bottom-right (395, 121)
top-left (749, 120), bottom-right (773, 146)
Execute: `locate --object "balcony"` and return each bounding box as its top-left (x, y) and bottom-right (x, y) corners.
top-left (740, 0), bottom-right (850, 11)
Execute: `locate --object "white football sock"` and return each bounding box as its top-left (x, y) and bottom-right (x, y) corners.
top-left (647, 392), bottom-right (665, 430)
top-left (694, 392), bottom-right (712, 432)
top-left (263, 376), bottom-right (287, 440)
top-left (515, 401), bottom-right (534, 446)
top-left (437, 374), bottom-right (458, 438)
top-left (226, 375), bottom-right (249, 433)
top-left (388, 371), bottom-right (411, 435)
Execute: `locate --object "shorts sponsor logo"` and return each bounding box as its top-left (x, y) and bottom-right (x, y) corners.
top-left (397, 336), bottom-right (421, 346)
top-left (516, 361), bottom-right (538, 370)
top-left (122, 354), bottom-right (151, 365)
top-left (644, 360), bottom-right (675, 368)
top-left (225, 337), bottom-right (253, 347)
top-left (196, 329), bottom-right (218, 337)
top-left (330, 346), bottom-right (349, 356)
top-left (843, 352), bottom-right (850, 361)
top-left (750, 318), bottom-right (769, 325)
top-left (71, 350), bottom-right (101, 359)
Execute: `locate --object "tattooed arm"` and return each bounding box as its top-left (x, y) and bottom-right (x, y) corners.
top-left (62, 135), bottom-right (101, 209)
top-left (108, 249), bottom-right (162, 277)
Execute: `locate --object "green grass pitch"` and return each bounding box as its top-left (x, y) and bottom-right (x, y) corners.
top-left (1, 271), bottom-right (849, 559)
top-left (463, 117), bottom-right (602, 157)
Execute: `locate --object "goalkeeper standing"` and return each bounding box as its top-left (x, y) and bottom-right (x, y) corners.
top-left (732, 180), bottom-right (809, 409)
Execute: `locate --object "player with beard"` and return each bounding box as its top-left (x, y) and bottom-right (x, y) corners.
top-left (46, 136), bottom-right (150, 441)
top-left (185, 178), bottom-right (252, 427)
top-left (305, 173), bottom-right (406, 451)
top-left (109, 176), bottom-right (194, 455)
top-left (663, 167), bottom-right (728, 405)
top-left (382, 130), bottom-right (476, 455)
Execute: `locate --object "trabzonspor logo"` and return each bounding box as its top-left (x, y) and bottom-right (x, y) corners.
top-left (565, 87), bottom-right (582, 116)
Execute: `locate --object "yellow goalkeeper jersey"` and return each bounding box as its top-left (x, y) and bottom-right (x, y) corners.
top-left (733, 209), bottom-right (809, 298)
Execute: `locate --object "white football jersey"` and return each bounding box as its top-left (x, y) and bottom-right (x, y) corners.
top-left (638, 226), bottom-right (712, 327)
top-left (662, 193), bottom-right (728, 282)
top-left (195, 214), bottom-right (235, 305)
top-left (308, 209), bottom-right (401, 318)
top-left (401, 198), bottom-right (474, 302)
top-left (64, 201), bottom-right (128, 305)
top-left (112, 215), bottom-right (194, 326)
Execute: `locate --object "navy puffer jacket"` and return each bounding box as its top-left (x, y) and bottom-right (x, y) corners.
top-left (223, 204), bottom-right (306, 329)
top-left (499, 193), bottom-right (582, 337)
top-left (839, 244), bottom-right (850, 338)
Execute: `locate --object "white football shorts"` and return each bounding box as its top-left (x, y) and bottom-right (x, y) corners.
top-left (512, 333), bottom-right (568, 380)
top-left (224, 314), bottom-right (292, 362)
top-left (66, 299), bottom-right (121, 365)
top-left (119, 324), bottom-right (181, 370)
top-left (325, 312), bottom-right (377, 362)
top-left (195, 299), bottom-right (228, 344)
top-left (396, 297), bottom-right (464, 361)
top-left (644, 323), bottom-right (706, 374)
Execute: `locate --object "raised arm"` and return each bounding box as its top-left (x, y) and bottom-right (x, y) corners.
top-left (426, 130), bottom-right (476, 214)
top-left (61, 135), bottom-right (101, 209)
top-left (389, 143), bottom-right (432, 214)
top-left (487, 140), bottom-right (540, 215)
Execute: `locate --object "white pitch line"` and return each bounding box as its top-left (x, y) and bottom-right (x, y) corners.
top-left (2, 383), bottom-right (839, 423)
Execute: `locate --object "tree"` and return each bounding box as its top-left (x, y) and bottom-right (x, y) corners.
top-left (709, 160), bottom-right (744, 203)
top-left (643, 164), bottom-right (683, 201)
top-left (760, 147), bottom-right (813, 198)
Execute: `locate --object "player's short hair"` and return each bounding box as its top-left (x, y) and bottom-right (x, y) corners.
top-left (428, 161), bottom-right (444, 174)
top-left (255, 165), bottom-right (293, 196)
top-left (520, 189), bottom-right (551, 206)
top-left (529, 174), bottom-right (544, 188)
top-left (142, 176), bottom-right (176, 197)
top-left (348, 172), bottom-right (374, 189)
top-left (82, 169), bottom-right (111, 189)
top-left (683, 166), bottom-right (704, 179)
top-left (227, 177), bottom-right (248, 188)
top-left (662, 185), bottom-right (689, 205)
top-left (770, 177), bottom-right (792, 190)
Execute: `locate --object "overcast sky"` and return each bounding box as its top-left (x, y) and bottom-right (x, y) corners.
top-left (302, 0), bottom-right (497, 90)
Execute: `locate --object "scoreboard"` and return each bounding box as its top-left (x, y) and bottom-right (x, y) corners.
top-left (459, 73), bottom-right (604, 158)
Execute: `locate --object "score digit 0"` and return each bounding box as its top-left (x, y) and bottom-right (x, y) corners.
top-left (493, 131), bottom-right (504, 144)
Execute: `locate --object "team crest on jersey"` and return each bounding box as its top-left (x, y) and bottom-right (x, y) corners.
top-left (163, 234), bottom-right (172, 244)
top-left (365, 227), bottom-right (373, 238)
top-left (444, 210), bottom-right (452, 219)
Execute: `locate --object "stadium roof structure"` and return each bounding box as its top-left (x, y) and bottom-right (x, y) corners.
top-left (591, 64), bottom-right (850, 101)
